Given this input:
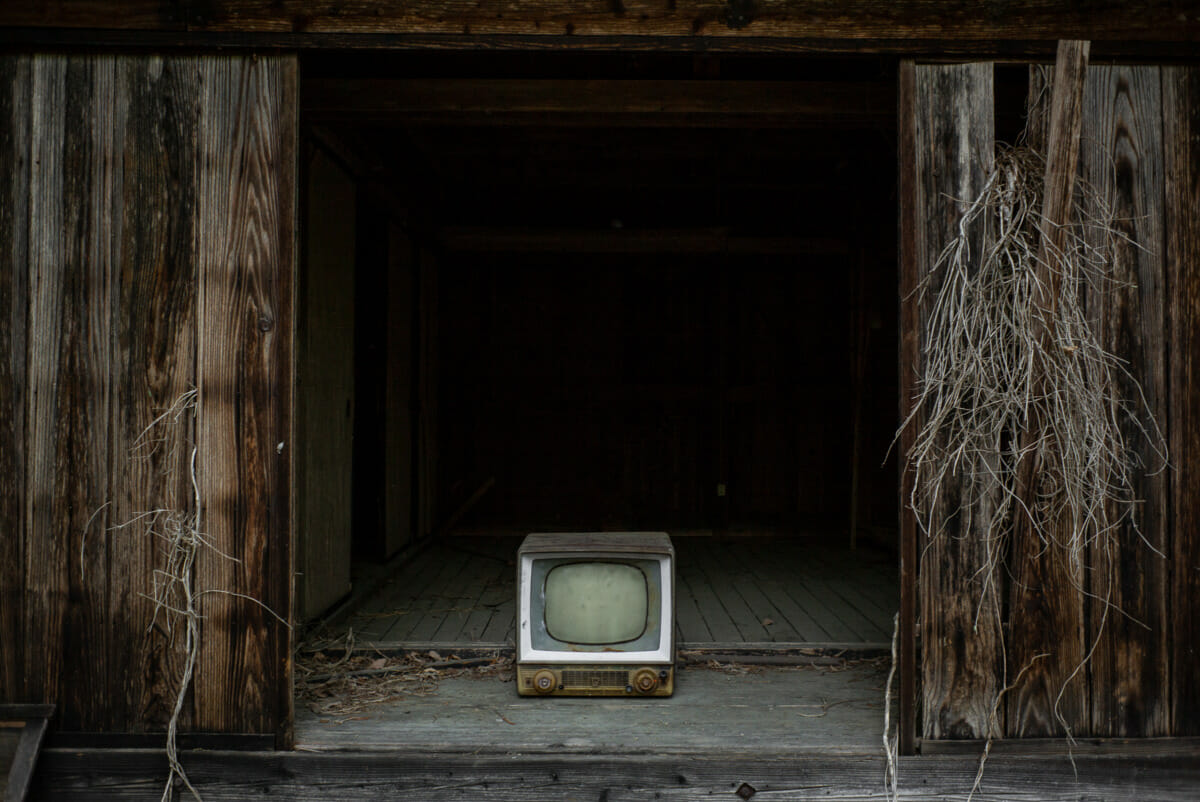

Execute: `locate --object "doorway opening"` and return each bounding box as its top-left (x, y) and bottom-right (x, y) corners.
top-left (293, 50), bottom-right (903, 750)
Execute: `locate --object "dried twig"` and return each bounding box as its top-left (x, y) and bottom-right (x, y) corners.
top-left (895, 80), bottom-right (1167, 798)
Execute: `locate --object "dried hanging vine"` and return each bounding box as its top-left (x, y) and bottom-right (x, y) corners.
top-left (89, 387), bottom-right (287, 802)
top-left (897, 80), bottom-right (1167, 787)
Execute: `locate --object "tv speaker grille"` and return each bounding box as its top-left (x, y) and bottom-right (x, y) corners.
top-left (561, 669), bottom-right (629, 689)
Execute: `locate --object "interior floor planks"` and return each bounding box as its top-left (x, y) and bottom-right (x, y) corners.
top-left (335, 534), bottom-right (898, 652)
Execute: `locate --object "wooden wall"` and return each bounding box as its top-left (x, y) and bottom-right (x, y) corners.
top-left (902, 62), bottom-right (1200, 740)
top-left (297, 149), bottom-right (355, 621)
top-left (0, 53), bottom-right (295, 737)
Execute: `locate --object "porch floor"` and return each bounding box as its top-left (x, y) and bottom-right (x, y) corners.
top-left (294, 659), bottom-right (891, 753)
top-left (340, 534), bottom-right (899, 651)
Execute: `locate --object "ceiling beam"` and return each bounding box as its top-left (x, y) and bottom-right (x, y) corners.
top-left (303, 78), bottom-right (894, 127)
top-left (2, 2), bottom-right (1197, 49)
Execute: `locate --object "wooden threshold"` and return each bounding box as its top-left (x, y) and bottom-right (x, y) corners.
top-left (29, 747), bottom-right (1200, 801)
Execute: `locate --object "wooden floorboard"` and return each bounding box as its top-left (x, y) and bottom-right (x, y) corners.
top-left (339, 535), bottom-right (899, 650)
top-left (295, 662), bottom-right (891, 753)
top-left (30, 748), bottom-right (1200, 801)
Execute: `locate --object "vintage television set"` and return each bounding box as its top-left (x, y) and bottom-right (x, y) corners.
top-left (516, 532), bottom-right (675, 697)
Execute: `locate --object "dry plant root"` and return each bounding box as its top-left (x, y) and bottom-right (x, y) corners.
top-left (92, 388), bottom-right (286, 802)
top-left (898, 98), bottom-right (1166, 798)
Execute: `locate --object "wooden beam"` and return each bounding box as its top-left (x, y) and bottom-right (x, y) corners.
top-left (1080, 65), bottom-right (1169, 739)
top-left (437, 227), bottom-right (848, 255)
top-left (908, 62), bottom-right (1001, 741)
top-left (3, 2), bottom-right (1198, 45)
top-left (1164, 66), bottom-right (1200, 736)
top-left (1005, 40), bottom-right (1090, 739)
top-left (27, 747), bottom-right (1200, 802)
top-left (195, 54), bottom-right (296, 741)
top-left (895, 58), bottom-right (917, 757)
top-left (303, 79), bottom-right (895, 127)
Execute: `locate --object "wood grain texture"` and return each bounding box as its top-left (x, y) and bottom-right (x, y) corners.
top-left (1078, 65), bottom-right (1170, 738)
top-left (1164, 66), bottom-right (1200, 736)
top-left (0, 1), bottom-right (182, 29)
top-left (22, 54), bottom-right (70, 707)
top-left (302, 78), bottom-right (894, 127)
top-left (108, 55), bottom-right (202, 733)
top-left (0, 1), bottom-right (1198, 55)
top-left (150, 1), bottom-right (1200, 42)
top-left (896, 58), bottom-right (918, 756)
top-left (909, 63), bottom-right (1001, 740)
top-left (52, 55), bottom-right (119, 732)
top-left (28, 748), bottom-right (1200, 802)
top-left (1004, 43), bottom-right (1091, 739)
top-left (0, 55), bottom-right (31, 706)
top-left (195, 54), bottom-right (296, 736)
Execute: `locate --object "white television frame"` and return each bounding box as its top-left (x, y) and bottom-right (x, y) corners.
top-left (516, 533), bottom-right (675, 665)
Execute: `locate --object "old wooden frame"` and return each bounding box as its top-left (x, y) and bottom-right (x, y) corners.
top-left (2, 7), bottom-right (1199, 791)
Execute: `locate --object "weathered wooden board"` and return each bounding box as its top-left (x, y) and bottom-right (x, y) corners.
top-left (896, 60), bottom-right (918, 756)
top-left (1164, 66), bottom-right (1200, 737)
top-left (1, 53), bottom-right (207, 732)
top-left (0, 54), bottom-right (31, 708)
top-left (194, 54), bottom-right (296, 737)
top-left (51, 55), bottom-right (123, 734)
top-left (1077, 65), bottom-right (1170, 739)
top-left (907, 62), bottom-right (1002, 740)
top-left (1004, 42), bottom-right (1091, 740)
top-left (5, 1), bottom-right (1200, 44)
top-left (28, 748), bottom-right (1200, 802)
top-left (106, 55), bottom-right (201, 734)
top-left (342, 537), bottom-right (896, 650)
top-left (302, 78), bottom-right (894, 128)
top-left (21, 53), bottom-right (71, 714)
top-left (296, 149), bottom-right (355, 622)
top-left (294, 663), bottom-right (889, 754)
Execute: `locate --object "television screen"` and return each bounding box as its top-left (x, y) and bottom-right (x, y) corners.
top-left (544, 562), bottom-right (648, 644)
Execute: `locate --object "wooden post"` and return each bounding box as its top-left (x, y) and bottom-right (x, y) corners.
top-left (904, 60), bottom-right (1001, 741)
top-left (1164, 66), bottom-right (1200, 736)
top-left (1006, 40), bottom-right (1091, 738)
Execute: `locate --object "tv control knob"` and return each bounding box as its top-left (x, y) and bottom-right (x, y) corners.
top-left (633, 668), bottom-right (659, 694)
top-left (532, 669), bottom-right (557, 694)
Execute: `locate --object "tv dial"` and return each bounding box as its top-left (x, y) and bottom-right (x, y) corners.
top-left (532, 669), bottom-right (557, 694)
top-left (633, 668), bottom-right (659, 694)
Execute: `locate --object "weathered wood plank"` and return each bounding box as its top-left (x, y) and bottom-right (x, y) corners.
top-left (51, 55), bottom-right (120, 733)
top-left (195, 54), bottom-right (296, 736)
top-left (896, 59), bottom-right (918, 756)
top-left (302, 78), bottom-right (893, 127)
top-left (0, 54), bottom-right (31, 706)
top-left (0, 1), bottom-right (183, 29)
top-left (118, 1), bottom-right (1200, 42)
top-left (909, 62), bottom-right (1001, 741)
top-left (1164, 66), bottom-right (1200, 736)
top-left (28, 748), bottom-right (1200, 802)
top-left (108, 55), bottom-right (202, 733)
top-left (22, 54), bottom-right (70, 708)
top-left (296, 148), bottom-right (355, 622)
top-left (1005, 42), bottom-right (1091, 739)
top-left (1078, 65), bottom-right (1170, 738)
